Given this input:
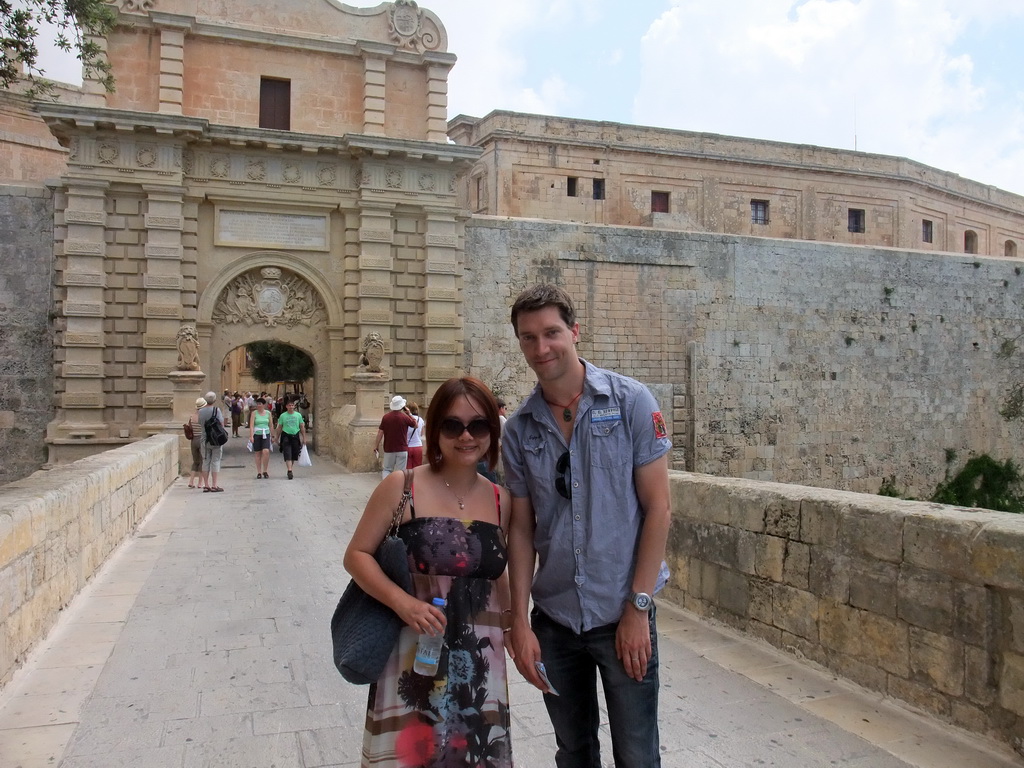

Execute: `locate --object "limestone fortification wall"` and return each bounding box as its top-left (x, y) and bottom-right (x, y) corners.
top-left (0, 434), bottom-right (178, 685)
top-left (0, 185), bottom-right (55, 485)
top-left (464, 218), bottom-right (1024, 497)
top-left (665, 471), bottom-right (1024, 747)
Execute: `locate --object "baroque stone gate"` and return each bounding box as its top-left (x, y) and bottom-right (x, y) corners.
top-left (37, 0), bottom-right (478, 469)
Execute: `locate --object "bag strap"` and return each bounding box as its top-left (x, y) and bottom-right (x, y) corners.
top-left (387, 469), bottom-right (413, 536)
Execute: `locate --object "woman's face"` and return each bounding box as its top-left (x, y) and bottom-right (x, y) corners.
top-left (438, 394), bottom-right (491, 467)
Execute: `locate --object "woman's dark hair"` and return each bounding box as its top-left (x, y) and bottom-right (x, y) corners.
top-left (425, 377), bottom-right (500, 472)
top-left (255, 398), bottom-right (265, 405)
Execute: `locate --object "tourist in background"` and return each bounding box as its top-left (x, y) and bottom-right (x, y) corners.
top-left (229, 391), bottom-right (243, 437)
top-left (249, 397), bottom-right (274, 479)
top-left (405, 401), bottom-right (425, 469)
top-left (186, 396), bottom-right (206, 489)
top-left (503, 283), bottom-right (672, 767)
top-left (198, 391), bottom-right (226, 493)
top-left (344, 377), bottom-right (512, 766)
top-left (373, 395), bottom-right (417, 479)
top-left (275, 399), bottom-right (307, 480)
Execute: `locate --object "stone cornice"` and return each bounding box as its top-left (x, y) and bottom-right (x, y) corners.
top-left (37, 104), bottom-right (208, 145)
top-left (121, 13), bottom-right (456, 67)
top-left (34, 105), bottom-right (480, 167)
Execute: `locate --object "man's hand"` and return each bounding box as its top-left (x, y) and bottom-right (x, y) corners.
top-left (510, 621), bottom-right (547, 692)
top-left (615, 607), bottom-right (652, 681)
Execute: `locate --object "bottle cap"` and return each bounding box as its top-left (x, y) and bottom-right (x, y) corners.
top-left (432, 597), bottom-right (446, 606)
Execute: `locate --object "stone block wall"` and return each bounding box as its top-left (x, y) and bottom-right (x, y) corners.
top-left (464, 218), bottom-right (1024, 497)
top-left (0, 185), bottom-right (54, 485)
top-left (0, 434), bottom-right (178, 685)
top-left (665, 470), bottom-right (1024, 748)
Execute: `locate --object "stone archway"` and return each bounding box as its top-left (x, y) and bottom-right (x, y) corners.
top-left (196, 252), bottom-right (343, 458)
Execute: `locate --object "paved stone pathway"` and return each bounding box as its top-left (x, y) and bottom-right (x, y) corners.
top-left (0, 438), bottom-right (1019, 767)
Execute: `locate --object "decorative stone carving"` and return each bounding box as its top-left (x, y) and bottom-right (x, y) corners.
top-left (246, 159), bottom-right (267, 181)
top-left (388, 0), bottom-right (439, 51)
top-left (176, 324), bottom-right (200, 371)
top-left (212, 267), bottom-right (326, 328)
top-left (137, 144), bottom-right (157, 168)
top-left (385, 168), bottom-right (403, 188)
top-left (358, 332), bottom-right (386, 372)
top-left (98, 142), bottom-right (119, 165)
top-left (118, 0), bottom-right (154, 10)
top-left (418, 172), bottom-right (435, 191)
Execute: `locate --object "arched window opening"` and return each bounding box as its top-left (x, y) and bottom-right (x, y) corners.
top-left (1006, 240), bottom-right (1017, 259)
top-left (964, 230), bottom-right (978, 254)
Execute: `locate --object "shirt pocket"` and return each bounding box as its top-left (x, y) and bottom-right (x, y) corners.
top-left (590, 419), bottom-right (629, 469)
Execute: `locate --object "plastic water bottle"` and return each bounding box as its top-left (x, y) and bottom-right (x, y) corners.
top-left (413, 598), bottom-right (447, 676)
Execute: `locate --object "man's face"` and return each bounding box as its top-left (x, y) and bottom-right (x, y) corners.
top-left (515, 305), bottom-right (580, 383)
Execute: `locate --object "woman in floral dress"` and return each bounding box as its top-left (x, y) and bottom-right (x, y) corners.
top-left (345, 377), bottom-right (513, 767)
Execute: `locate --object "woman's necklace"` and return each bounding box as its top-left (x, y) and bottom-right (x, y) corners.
top-left (443, 476), bottom-right (476, 510)
top-left (544, 389), bottom-right (584, 422)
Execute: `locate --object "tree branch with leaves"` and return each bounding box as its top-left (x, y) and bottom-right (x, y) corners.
top-left (1, 0), bottom-right (116, 97)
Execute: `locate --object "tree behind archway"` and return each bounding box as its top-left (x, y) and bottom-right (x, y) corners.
top-left (246, 341), bottom-right (313, 385)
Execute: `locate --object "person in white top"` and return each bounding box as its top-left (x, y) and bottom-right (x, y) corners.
top-left (405, 401), bottom-right (426, 468)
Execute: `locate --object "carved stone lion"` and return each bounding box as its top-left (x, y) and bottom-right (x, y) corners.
top-left (176, 324), bottom-right (200, 371)
top-left (358, 332), bottom-right (386, 372)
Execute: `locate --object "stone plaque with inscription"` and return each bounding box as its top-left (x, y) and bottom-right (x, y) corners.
top-left (217, 210), bottom-right (329, 251)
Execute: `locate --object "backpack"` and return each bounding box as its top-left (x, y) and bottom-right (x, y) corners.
top-left (204, 413), bottom-right (229, 446)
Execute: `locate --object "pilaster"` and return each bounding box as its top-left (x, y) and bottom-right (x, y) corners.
top-left (422, 210), bottom-right (462, 400)
top-left (140, 185), bottom-right (187, 435)
top-left (157, 26), bottom-right (187, 114)
top-left (49, 179), bottom-right (110, 440)
top-left (362, 53), bottom-right (387, 136)
top-left (426, 64), bottom-right (451, 144)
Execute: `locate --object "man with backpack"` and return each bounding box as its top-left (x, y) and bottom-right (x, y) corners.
top-left (199, 391), bottom-right (228, 492)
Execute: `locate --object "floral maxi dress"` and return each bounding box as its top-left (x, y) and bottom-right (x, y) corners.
top-left (361, 498), bottom-right (512, 767)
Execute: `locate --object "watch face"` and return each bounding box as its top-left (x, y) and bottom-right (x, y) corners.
top-left (633, 592), bottom-right (652, 610)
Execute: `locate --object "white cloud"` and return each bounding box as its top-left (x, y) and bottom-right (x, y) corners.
top-left (634, 0), bottom-right (1024, 193)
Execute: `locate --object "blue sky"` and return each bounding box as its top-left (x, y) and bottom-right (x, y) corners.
top-left (37, 0), bottom-right (1024, 196)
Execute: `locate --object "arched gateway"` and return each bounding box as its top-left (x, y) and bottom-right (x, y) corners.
top-left (38, 0), bottom-right (480, 470)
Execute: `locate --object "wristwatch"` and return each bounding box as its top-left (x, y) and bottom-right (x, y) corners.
top-left (629, 591), bottom-right (653, 612)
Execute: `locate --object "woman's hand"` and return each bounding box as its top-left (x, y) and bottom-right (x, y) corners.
top-left (396, 595), bottom-right (446, 635)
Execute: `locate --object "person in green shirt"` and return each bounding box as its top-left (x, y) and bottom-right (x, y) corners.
top-left (275, 398), bottom-right (307, 479)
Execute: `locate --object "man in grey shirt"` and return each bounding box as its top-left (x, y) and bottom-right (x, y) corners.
top-left (198, 391), bottom-right (226, 492)
top-left (503, 284), bottom-right (672, 767)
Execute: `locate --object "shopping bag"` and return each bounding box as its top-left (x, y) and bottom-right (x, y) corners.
top-left (298, 445), bottom-right (312, 467)
top-left (246, 440), bottom-right (253, 452)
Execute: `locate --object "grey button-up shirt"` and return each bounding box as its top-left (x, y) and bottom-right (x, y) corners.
top-left (503, 360), bottom-right (672, 632)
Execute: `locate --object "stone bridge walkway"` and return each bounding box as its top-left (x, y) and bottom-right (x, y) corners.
top-left (0, 438), bottom-right (1019, 767)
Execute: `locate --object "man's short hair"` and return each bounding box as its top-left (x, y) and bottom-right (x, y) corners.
top-left (204, 391), bottom-right (216, 403)
top-left (510, 283), bottom-right (577, 336)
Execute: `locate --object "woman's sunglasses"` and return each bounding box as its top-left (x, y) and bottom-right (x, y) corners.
top-left (439, 418), bottom-right (491, 439)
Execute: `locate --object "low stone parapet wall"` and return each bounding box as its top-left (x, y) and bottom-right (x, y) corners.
top-left (0, 434), bottom-right (178, 685)
top-left (665, 471), bottom-right (1024, 748)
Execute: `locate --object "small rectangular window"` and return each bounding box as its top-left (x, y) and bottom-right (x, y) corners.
top-left (922, 219), bottom-right (933, 243)
top-left (651, 191), bottom-right (669, 213)
top-left (259, 77), bottom-right (291, 130)
top-left (751, 200), bottom-right (769, 225)
top-left (848, 208), bottom-right (866, 234)
top-left (567, 177), bottom-right (578, 197)
top-left (593, 179), bottom-right (605, 200)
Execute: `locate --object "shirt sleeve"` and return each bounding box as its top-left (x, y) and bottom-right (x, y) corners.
top-left (627, 383), bottom-right (672, 467)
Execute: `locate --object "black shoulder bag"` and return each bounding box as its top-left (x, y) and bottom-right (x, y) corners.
top-left (330, 469), bottom-right (413, 684)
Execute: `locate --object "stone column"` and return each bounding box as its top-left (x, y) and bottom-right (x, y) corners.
top-left (168, 369), bottom-right (205, 473)
top-left (155, 20), bottom-right (190, 115)
top-left (360, 46), bottom-right (388, 136)
top-left (355, 203), bottom-right (397, 349)
top-left (139, 185), bottom-right (187, 435)
top-left (422, 210), bottom-right (462, 400)
top-left (49, 179), bottom-right (110, 441)
top-left (425, 62), bottom-right (452, 144)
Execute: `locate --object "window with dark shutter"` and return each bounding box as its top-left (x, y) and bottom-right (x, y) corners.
top-left (260, 78), bottom-right (291, 130)
top-left (651, 191), bottom-right (669, 213)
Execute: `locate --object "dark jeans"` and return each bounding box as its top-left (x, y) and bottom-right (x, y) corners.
top-left (532, 607), bottom-right (661, 767)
